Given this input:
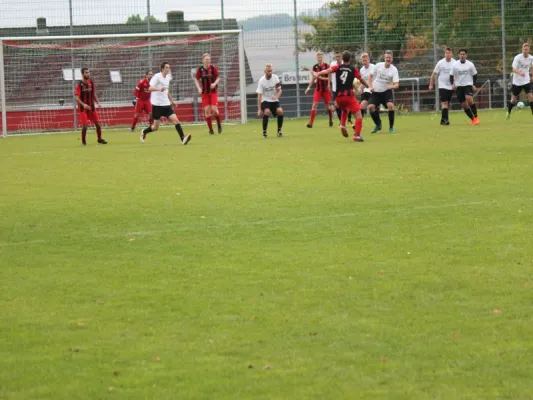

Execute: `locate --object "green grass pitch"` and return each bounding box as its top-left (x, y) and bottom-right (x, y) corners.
top-left (1, 109), bottom-right (533, 399)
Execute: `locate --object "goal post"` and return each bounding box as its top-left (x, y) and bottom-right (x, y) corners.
top-left (0, 29), bottom-right (247, 137)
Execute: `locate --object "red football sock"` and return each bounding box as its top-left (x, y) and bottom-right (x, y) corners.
top-left (81, 128), bottom-right (87, 142)
top-left (355, 117), bottom-right (362, 135)
top-left (131, 117), bottom-right (138, 130)
top-left (206, 117), bottom-right (213, 131)
top-left (309, 109), bottom-right (317, 125)
top-left (340, 110), bottom-right (347, 126)
top-left (328, 109), bottom-right (333, 123)
top-left (214, 114), bottom-right (221, 126)
top-left (96, 126), bottom-right (102, 140)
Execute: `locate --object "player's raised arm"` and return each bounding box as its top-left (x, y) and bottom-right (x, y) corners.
top-left (314, 65), bottom-right (337, 77)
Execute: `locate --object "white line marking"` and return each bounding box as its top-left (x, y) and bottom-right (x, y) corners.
top-left (3, 198), bottom-right (529, 247)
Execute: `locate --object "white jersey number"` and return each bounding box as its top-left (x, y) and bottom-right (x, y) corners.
top-left (340, 71), bottom-right (348, 84)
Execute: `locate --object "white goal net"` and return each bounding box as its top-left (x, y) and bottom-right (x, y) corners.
top-left (0, 30), bottom-right (246, 136)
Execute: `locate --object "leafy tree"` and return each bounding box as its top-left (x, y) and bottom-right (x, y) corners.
top-left (301, 0), bottom-right (434, 62)
top-left (126, 14), bottom-right (162, 24)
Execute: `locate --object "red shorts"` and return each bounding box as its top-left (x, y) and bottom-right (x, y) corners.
top-left (78, 110), bottom-right (100, 125)
top-left (335, 96), bottom-right (361, 113)
top-left (313, 90), bottom-right (332, 104)
top-left (202, 93), bottom-right (218, 107)
top-left (135, 99), bottom-right (152, 114)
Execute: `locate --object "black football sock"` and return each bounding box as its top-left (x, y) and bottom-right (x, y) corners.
top-left (361, 109), bottom-right (367, 117)
top-left (443, 108), bottom-right (449, 121)
top-left (530, 103), bottom-right (533, 114)
top-left (508, 102), bottom-right (515, 113)
top-left (388, 110), bottom-right (395, 128)
top-left (464, 107), bottom-right (474, 120)
top-left (175, 124), bottom-right (185, 140)
top-left (336, 107), bottom-right (342, 121)
top-left (371, 111), bottom-right (381, 127)
top-left (347, 112), bottom-right (352, 123)
top-left (262, 115), bottom-right (269, 131)
top-left (470, 104), bottom-right (478, 118)
top-left (143, 126), bottom-right (152, 134)
top-left (277, 115), bottom-right (284, 131)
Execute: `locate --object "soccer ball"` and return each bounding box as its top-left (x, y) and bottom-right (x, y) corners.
top-left (517, 101), bottom-right (525, 109)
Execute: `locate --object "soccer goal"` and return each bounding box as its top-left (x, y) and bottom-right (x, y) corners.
top-left (0, 29), bottom-right (247, 136)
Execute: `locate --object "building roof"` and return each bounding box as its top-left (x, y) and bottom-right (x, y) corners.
top-left (0, 12), bottom-right (240, 38)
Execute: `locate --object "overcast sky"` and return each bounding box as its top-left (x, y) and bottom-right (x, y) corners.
top-left (0, 0), bottom-right (327, 28)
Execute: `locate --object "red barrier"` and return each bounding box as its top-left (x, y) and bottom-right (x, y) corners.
top-left (1, 101), bottom-right (242, 133)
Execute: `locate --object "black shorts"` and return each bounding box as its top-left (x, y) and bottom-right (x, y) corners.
top-left (439, 89), bottom-right (453, 103)
top-left (261, 101), bottom-right (281, 116)
top-left (152, 105), bottom-right (175, 120)
top-left (456, 86), bottom-right (473, 103)
top-left (370, 90), bottom-right (394, 108)
top-left (511, 83), bottom-right (533, 96)
top-left (360, 92), bottom-right (371, 102)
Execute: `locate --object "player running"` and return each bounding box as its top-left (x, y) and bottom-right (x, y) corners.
top-left (358, 53), bottom-right (376, 118)
top-left (141, 62), bottom-right (191, 145)
top-left (450, 49), bottom-right (480, 125)
top-left (506, 43), bottom-right (533, 120)
top-left (368, 50), bottom-right (400, 134)
top-left (130, 70), bottom-right (153, 131)
top-left (313, 51), bottom-right (369, 142)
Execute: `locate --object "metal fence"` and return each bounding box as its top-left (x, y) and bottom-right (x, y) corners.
top-left (1, 0), bottom-right (531, 120)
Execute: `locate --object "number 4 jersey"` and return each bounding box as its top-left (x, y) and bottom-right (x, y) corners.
top-left (330, 64), bottom-right (363, 96)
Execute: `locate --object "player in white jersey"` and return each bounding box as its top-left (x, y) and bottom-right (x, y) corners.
top-left (450, 49), bottom-right (479, 125)
top-left (368, 50), bottom-right (400, 134)
top-left (330, 51), bottom-right (345, 122)
top-left (429, 47), bottom-right (455, 125)
top-left (358, 53), bottom-right (375, 118)
top-left (141, 62), bottom-right (191, 144)
top-left (256, 63), bottom-right (284, 138)
top-left (506, 43), bottom-right (533, 120)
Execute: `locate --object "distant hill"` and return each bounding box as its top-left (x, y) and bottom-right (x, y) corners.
top-left (239, 14), bottom-right (298, 31)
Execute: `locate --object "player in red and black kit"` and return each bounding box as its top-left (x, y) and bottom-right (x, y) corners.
top-left (195, 53), bottom-right (222, 135)
top-left (305, 51), bottom-right (334, 128)
top-left (130, 70), bottom-right (153, 132)
top-left (313, 51), bottom-right (369, 142)
top-left (74, 67), bottom-right (107, 145)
